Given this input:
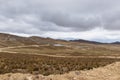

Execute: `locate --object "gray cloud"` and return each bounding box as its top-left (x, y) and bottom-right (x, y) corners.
top-left (0, 0), bottom-right (120, 34)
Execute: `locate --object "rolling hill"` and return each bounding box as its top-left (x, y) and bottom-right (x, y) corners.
top-left (0, 33), bottom-right (120, 56)
top-left (0, 33), bottom-right (120, 76)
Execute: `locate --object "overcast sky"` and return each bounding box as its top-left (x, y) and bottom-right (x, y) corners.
top-left (0, 0), bottom-right (120, 42)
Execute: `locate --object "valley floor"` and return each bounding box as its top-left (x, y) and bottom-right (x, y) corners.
top-left (0, 62), bottom-right (120, 80)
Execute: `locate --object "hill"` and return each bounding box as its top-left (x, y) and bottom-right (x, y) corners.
top-left (70, 39), bottom-right (103, 44)
top-left (0, 33), bottom-right (120, 47)
top-left (0, 33), bottom-right (120, 56)
top-left (0, 33), bottom-right (68, 47)
top-left (0, 33), bottom-right (120, 78)
top-left (0, 33), bottom-right (37, 47)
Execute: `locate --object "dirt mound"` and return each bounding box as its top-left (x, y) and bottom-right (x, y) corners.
top-left (0, 62), bottom-right (120, 80)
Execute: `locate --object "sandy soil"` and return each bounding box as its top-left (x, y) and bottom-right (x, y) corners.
top-left (0, 62), bottom-right (120, 80)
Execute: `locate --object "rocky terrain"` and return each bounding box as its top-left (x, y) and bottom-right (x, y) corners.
top-left (0, 62), bottom-right (120, 80)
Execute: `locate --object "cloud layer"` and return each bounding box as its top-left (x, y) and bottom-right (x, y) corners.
top-left (0, 0), bottom-right (120, 42)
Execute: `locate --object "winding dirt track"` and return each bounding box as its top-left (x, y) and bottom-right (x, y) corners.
top-left (0, 45), bottom-right (120, 59)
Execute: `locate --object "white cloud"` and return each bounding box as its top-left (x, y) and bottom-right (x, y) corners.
top-left (39, 28), bottom-right (120, 42)
top-left (0, 0), bottom-right (120, 42)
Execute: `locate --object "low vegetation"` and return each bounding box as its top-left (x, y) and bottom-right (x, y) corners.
top-left (0, 52), bottom-right (120, 76)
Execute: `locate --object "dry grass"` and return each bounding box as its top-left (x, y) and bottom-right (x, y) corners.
top-left (0, 52), bottom-right (119, 75)
top-left (0, 62), bottom-right (120, 80)
top-left (3, 44), bottom-right (120, 56)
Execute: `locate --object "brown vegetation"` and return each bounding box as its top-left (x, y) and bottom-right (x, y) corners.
top-left (0, 62), bottom-right (120, 80)
top-left (0, 52), bottom-right (120, 76)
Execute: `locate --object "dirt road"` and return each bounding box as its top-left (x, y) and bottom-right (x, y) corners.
top-left (0, 45), bottom-right (120, 59)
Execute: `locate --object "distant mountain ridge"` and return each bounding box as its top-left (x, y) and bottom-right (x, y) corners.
top-left (112, 41), bottom-right (120, 44)
top-left (0, 33), bottom-right (63, 47)
top-left (70, 39), bottom-right (104, 44)
top-left (0, 33), bottom-right (119, 47)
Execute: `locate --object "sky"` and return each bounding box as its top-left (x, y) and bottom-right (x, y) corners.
top-left (0, 0), bottom-right (120, 42)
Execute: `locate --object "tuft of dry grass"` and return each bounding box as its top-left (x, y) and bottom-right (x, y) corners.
top-left (0, 62), bottom-right (120, 80)
top-left (0, 52), bottom-right (120, 75)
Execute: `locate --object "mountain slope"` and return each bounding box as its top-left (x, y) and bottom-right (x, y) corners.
top-left (0, 33), bottom-right (69, 47)
top-left (29, 36), bottom-right (57, 45)
top-left (0, 33), bottom-right (37, 47)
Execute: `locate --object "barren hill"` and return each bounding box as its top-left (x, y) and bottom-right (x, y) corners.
top-left (0, 33), bottom-right (60, 47)
top-left (0, 33), bottom-right (120, 56)
top-left (0, 62), bottom-right (120, 80)
top-left (70, 39), bottom-right (103, 44)
top-left (0, 33), bottom-right (37, 47)
top-left (0, 33), bottom-right (67, 47)
top-left (0, 33), bottom-right (120, 47)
